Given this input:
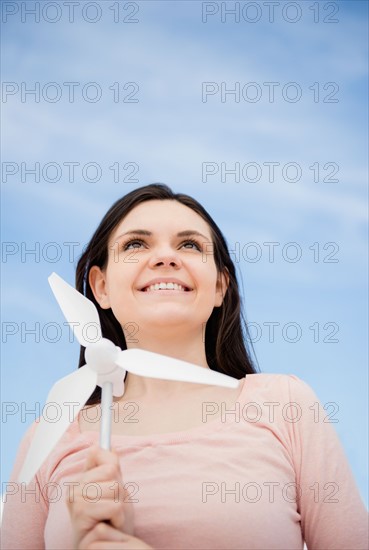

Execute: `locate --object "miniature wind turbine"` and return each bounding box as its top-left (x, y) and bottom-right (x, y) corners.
top-left (18, 272), bottom-right (239, 485)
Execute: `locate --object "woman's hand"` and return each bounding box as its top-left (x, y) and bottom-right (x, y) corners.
top-left (66, 445), bottom-right (135, 549)
top-left (78, 522), bottom-right (154, 550)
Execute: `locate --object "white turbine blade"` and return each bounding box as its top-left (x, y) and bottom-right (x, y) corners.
top-left (116, 349), bottom-right (240, 389)
top-left (18, 366), bottom-right (97, 485)
top-left (48, 272), bottom-right (101, 347)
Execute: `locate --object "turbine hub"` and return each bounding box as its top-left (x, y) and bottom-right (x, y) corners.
top-left (85, 338), bottom-right (120, 374)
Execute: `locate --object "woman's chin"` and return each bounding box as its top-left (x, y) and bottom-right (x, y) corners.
top-left (136, 312), bottom-right (195, 330)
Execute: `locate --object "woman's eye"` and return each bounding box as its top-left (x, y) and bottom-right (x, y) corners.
top-left (121, 238), bottom-right (201, 251)
top-left (123, 239), bottom-right (145, 250)
top-left (181, 240), bottom-right (201, 251)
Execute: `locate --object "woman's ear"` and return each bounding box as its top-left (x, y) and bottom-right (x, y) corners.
top-left (214, 269), bottom-right (230, 307)
top-left (89, 266), bottom-right (111, 309)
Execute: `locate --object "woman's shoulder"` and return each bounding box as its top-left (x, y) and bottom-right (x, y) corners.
top-left (240, 371), bottom-right (317, 404)
top-left (242, 370), bottom-right (304, 387)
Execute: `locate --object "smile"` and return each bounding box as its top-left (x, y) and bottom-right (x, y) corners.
top-left (142, 282), bottom-right (191, 292)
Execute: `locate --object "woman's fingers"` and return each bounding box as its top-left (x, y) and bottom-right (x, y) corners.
top-left (82, 463), bottom-right (121, 482)
top-left (67, 444), bottom-right (135, 546)
top-left (79, 523), bottom-right (153, 550)
top-left (77, 449), bottom-right (130, 531)
top-left (80, 476), bottom-right (127, 506)
top-left (83, 445), bottom-right (122, 473)
top-left (67, 485), bottom-right (127, 531)
top-left (79, 522), bottom-right (127, 549)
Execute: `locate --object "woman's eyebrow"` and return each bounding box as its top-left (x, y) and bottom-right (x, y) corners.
top-left (114, 229), bottom-right (211, 241)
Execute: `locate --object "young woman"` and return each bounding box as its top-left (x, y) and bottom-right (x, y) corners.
top-left (2, 184), bottom-right (368, 549)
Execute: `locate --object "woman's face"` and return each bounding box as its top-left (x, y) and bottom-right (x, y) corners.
top-left (89, 200), bottom-right (228, 336)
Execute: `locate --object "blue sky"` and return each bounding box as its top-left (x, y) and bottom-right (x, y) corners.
top-left (1, 0), bottom-right (368, 513)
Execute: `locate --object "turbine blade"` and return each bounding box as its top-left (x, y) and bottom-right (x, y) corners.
top-left (48, 272), bottom-right (101, 347)
top-left (116, 349), bottom-right (240, 389)
top-left (18, 366), bottom-right (97, 485)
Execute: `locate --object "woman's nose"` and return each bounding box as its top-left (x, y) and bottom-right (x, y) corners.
top-left (148, 248), bottom-right (182, 269)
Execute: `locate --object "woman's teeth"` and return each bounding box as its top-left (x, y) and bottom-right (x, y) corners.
top-left (145, 282), bottom-right (187, 292)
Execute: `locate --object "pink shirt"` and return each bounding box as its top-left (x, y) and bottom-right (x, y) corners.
top-left (2, 373), bottom-right (368, 549)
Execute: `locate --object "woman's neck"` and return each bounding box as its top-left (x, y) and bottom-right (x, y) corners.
top-left (120, 329), bottom-right (210, 402)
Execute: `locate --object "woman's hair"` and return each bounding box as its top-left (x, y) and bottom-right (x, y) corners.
top-left (76, 183), bottom-right (259, 405)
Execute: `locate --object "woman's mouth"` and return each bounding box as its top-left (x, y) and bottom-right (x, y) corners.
top-left (142, 282), bottom-right (191, 292)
